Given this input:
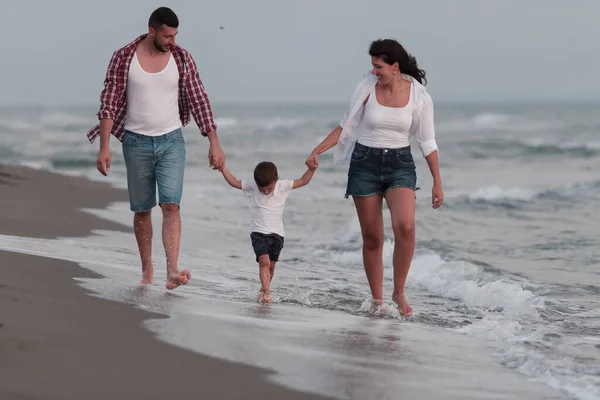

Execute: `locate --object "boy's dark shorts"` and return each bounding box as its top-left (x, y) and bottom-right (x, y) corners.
top-left (250, 232), bottom-right (285, 262)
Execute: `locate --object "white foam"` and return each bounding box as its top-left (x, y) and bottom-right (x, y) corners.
top-left (408, 254), bottom-right (535, 311)
top-left (458, 317), bottom-right (524, 341)
top-left (500, 333), bottom-right (600, 400)
top-left (473, 112), bottom-right (510, 126)
top-left (340, 216), bottom-right (362, 243)
top-left (469, 186), bottom-right (537, 202)
top-left (0, 233), bottom-right (567, 400)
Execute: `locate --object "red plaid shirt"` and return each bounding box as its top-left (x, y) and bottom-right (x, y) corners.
top-left (86, 35), bottom-right (217, 143)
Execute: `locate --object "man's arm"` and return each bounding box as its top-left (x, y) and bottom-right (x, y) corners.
top-left (96, 51), bottom-right (122, 176)
top-left (98, 51), bottom-right (122, 123)
top-left (292, 167), bottom-right (317, 189)
top-left (221, 167), bottom-right (242, 190)
top-left (185, 53), bottom-right (218, 136)
top-left (185, 53), bottom-right (225, 169)
top-left (96, 119), bottom-right (114, 176)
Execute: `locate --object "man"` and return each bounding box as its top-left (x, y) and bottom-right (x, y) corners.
top-left (87, 7), bottom-right (224, 290)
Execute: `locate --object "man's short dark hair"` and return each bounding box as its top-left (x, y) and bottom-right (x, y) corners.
top-left (254, 161), bottom-right (278, 187)
top-left (148, 7), bottom-right (179, 30)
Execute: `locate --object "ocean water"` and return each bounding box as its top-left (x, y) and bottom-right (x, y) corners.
top-left (1, 102), bottom-right (599, 399)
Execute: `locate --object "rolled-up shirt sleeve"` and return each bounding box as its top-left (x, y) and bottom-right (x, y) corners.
top-left (186, 54), bottom-right (218, 136)
top-left (97, 51), bottom-right (122, 121)
top-left (414, 96), bottom-right (438, 158)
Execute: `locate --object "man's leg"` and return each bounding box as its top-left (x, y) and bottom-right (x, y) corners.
top-left (160, 203), bottom-right (190, 289)
top-left (134, 211), bottom-right (154, 284)
top-left (122, 132), bottom-right (158, 284)
top-left (156, 130), bottom-right (190, 290)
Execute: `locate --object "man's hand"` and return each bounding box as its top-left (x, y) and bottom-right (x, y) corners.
top-left (209, 141), bottom-right (225, 170)
top-left (96, 148), bottom-right (111, 176)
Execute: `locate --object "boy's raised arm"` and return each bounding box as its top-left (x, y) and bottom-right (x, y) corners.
top-left (221, 166), bottom-right (242, 190)
top-left (293, 166), bottom-right (317, 189)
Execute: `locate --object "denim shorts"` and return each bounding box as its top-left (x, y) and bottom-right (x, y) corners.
top-left (345, 142), bottom-right (417, 199)
top-left (122, 128), bottom-right (186, 212)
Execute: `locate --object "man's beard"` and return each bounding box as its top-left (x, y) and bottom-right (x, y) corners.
top-left (153, 39), bottom-right (170, 53)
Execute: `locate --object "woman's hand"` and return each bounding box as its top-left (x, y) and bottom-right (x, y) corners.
top-left (305, 151), bottom-right (319, 169)
top-left (432, 184), bottom-right (444, 209)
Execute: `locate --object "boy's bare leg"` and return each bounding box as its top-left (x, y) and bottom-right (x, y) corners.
top-left (258, 255), bottom-right (272, 303)
top-left (161, 203), bottom-right (191, 290)
top-left (269, 261), bottom-right (276, 282)
top-left (134, 210), bottom-right (154, 284)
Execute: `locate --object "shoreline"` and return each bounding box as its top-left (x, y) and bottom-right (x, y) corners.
top-left (0, 163), bottom-right (130, 239)
top-left (0, 164), bottom-right (332, 400)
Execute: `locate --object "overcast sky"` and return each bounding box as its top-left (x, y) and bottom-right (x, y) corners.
top-left (1, 0), bottom-right (598, 106)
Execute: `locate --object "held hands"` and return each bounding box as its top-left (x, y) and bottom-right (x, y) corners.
top-left (305, 151), bottom-right (319, 170)
top-left (209, 141), bottom-right (225, 170)
top-left (96, 148), bottom-right (111, 176)
top-left (432, 184), bottom-right (444, 209)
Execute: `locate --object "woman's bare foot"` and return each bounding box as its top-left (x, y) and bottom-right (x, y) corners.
top-left (259, 289), bottom-right (272, 304)
top-left (392, 292), bottom-right (414, 317)
top-left (166, 270), bottom-right (191, 290)
top-left (140, 265), bottom-right (153, 285)
top-left (371, 298), bottom-right (384, 312)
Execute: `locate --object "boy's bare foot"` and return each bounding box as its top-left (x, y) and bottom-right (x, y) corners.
top-left (392, 292), bottom-right (414, 317)
top-left (140, 265), bottom-right (153, 285)
top-left (166, 270), bottom-right (191, 290)
top-left (259, 289), bottom-right (272, 303)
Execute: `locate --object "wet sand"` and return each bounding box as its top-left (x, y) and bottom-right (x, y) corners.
top-left (0, 164), bottom-right (331, 400)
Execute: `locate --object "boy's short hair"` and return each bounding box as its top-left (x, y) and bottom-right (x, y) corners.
top-left (254, 161), bottom-right (278, 187)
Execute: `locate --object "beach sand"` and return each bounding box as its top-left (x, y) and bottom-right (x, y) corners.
top-left (0, 164), bottom-right (331, 400)
top-left (0, 164), bottom-right (130, 238)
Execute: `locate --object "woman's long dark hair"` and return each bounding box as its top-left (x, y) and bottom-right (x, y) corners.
top-left (369, 39), bottom-right (427, 85)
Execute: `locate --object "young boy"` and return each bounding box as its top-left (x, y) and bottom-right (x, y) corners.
top-left (220, 161), bottom-right (317, 303)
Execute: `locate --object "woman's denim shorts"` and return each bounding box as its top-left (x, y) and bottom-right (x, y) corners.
top-left (345, 142), bottom-right (417, 199)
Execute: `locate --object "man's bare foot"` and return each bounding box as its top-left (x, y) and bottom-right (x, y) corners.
top-left (392, 292), bottom-right (414, 317)
top-left (140, 265), bottom-right (153, 285)
top-left (166, 270), bottom-right (191, 290)
top-left (259, 289), bottom-right (272, 304)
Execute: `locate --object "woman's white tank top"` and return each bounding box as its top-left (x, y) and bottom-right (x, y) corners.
top-left (356, 84), bottom-right (414, 148)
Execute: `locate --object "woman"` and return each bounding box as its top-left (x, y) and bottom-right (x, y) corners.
top-left (305, 39), bottom-right (443, 317)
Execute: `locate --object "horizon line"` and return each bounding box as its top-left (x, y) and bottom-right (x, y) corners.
top-left (1, 98), bottom-right (600, 109)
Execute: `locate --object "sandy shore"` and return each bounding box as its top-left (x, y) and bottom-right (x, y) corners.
top-left (0, 164), bottom-right (130, 238)
top-left (0, 164), bottom-right (331, 400)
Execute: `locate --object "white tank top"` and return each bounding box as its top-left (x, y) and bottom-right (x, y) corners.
top-left (356, 84), bottom-right (414, 148)
top-left (124, 52), bottom-right (182, 136)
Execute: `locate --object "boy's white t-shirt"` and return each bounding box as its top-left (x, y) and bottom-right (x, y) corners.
top-left (241, 179), bottom-right (294, 237)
